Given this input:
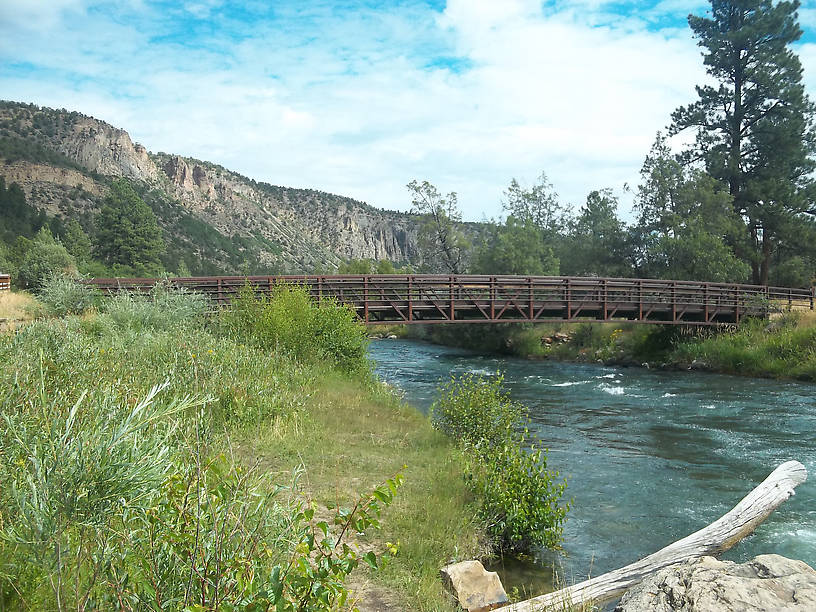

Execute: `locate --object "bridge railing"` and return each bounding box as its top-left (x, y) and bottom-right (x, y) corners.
top-left (0, 274), bottom-right (9, 292)
top-left (86, 275), bottom-right (814, 325)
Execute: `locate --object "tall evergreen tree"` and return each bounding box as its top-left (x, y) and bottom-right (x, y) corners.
top-left (94, 179), bottom-right (165, 274)
top-left (671, 0), bottom-right (816, 285)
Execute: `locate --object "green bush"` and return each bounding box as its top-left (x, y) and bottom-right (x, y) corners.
top-left (36, 274), bottom-right (100, 317)
top-left (17, 239), bottom-right (76, 289)
top-left (431, 374), bottom-right (568, 554)
top-left (102, 280), bottom-right (210, 333)
top-left (222, 284), bottom-right (370, 376)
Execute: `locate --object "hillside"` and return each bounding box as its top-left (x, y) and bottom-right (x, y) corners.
top-left (0, 100), bottom-right (421, 275)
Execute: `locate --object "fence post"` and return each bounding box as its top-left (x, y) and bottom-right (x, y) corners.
top-left (603, 278), bottom-right (608, 321)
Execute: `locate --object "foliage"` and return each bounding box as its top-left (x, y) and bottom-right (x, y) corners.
top-left (101, 281), bottom-right (210, 334)
top-left (94, 179), bottom-right (166, 273)
top-left (0, 287), bottom-right (405, 610)
top-left (407, 180), bottom-right (469, 274)
top-left (670, 311), bottom-right (816, 380)
top-left (633, 134), bottom-right (751, 282)
top-left (561, 190), bottom-right (630, 277)
top-left (62, 219), bottom-right (92, 264)
top-left (671, 0), bottom-right (816, 285)
top-left (36, 273), bottom-right (99, 317)
top-left (502, 172), bottom-right (566, 241)
top-left (221, 284), bottom-right (370, 377)
top-left (431, 374), bottom-right (568, 554)
top-left (0, 382), bottom-right (202, 611)
top-left (473, 217), bottom-right (559, 276)
top-left (16, 228), bottom-right (76, 289)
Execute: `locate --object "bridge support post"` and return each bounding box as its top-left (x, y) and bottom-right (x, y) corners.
top-left (490, 276), bottom-right (496, 320)
top-left (364, 276), bottom-right (369, 323)
top-left (528, 277), bottom-right (534, 321)
top-left (565, 278), bottom-right (571, 320)
top-left (449, 276), bottom-right (455, 321)
top-left (408, 276), bottom-right (413, 322)
top-left (671, 282), bottom-right (677, 323)
top-left (704, 283), bottom-right (709, 323)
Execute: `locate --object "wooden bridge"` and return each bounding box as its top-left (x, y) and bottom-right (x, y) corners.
top-left (88, 275), bottom-right (815, 326)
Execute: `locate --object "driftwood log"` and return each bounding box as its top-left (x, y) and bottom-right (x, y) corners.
top-left (497, 460), bottom-right (808, 611)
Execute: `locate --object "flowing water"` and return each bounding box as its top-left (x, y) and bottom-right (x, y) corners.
top-left (368, 338), bottom-right (816, 595)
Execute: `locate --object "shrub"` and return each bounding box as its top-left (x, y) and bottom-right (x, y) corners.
top-left (102, 280), bottom-right (210, 333)
top-left (36, 273), bottom-right (99, 317)
top-left (222, 284), bottom-right (370, 376)
top-left (431, 374), bottom-right (568, 554)
top-left (17, 239), bottom-right (76, 289)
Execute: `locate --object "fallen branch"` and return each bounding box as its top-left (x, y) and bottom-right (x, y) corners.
top-left (497, 460), bottom-right (807, 611)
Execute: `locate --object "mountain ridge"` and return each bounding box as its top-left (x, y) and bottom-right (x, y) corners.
top-left (0, 100), bottom-right (422, 274)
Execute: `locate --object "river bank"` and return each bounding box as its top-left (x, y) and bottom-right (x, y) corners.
top-left (0, 286), bottom-right (487, 611)
top-left (369, 337), bottom-right (816, 594)
top-left (372, 309), bottom-right (816, 382)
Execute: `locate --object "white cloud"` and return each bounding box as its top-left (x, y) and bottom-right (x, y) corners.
top-left (0, 1), bottom-right (814, 223)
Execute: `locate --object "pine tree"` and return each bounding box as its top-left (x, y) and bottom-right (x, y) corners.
top-left (94, 179), bottom-right (165, 274)
top-left (671, 0), bottom-right (816, 285)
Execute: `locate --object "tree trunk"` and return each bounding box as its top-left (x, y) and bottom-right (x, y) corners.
top-left (497, 461), bottom-right (807, 612)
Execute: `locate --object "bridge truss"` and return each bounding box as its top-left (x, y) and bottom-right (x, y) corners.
top-left (88, 275), bottom-right (815, 326)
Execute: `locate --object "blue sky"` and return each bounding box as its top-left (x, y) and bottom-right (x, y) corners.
top-left (2, 0), bottom-right (816, 220)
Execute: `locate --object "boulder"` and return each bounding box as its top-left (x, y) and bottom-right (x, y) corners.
top-left (615, 554), bottom-right (816, 612)
top-left (440, 560), bottom-right (508, 612)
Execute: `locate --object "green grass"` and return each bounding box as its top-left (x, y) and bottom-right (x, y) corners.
top-left (243, 377), bottom-right (486, 609)
top-left (670, 312), bottom-right (816, 380)
top-left (0, 286), bottom-right (485, 610)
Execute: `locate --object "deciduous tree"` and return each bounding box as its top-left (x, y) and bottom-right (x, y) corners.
top-left (407, 180), bottom-right (468, 274)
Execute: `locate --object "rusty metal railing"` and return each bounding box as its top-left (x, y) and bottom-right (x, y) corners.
top-left (86, 275), bottom-right (815, 326)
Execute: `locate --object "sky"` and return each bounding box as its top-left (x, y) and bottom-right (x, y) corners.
top-left (2, 1), bottom-right (816, 221)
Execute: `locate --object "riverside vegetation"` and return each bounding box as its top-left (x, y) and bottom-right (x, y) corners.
top-left (388, 310), bottom-right (816, 383)
top-left (0, 278), bottom-right (568, 611)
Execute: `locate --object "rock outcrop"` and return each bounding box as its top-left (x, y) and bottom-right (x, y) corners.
top-left (0, 101), bottom-right (424, 272)
top-left (615, 554), bottom-right (816, 612)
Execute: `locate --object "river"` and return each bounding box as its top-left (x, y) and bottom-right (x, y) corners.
top-left (368, 338), bottom-right (816, 595)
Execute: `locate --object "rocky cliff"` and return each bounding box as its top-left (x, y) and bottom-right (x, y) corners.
top-left (0, 100), bottom-right (420, 274)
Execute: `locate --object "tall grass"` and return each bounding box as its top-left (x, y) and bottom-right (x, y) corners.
top-left (1, 280), bottom-right (486, 610)
top-left (670, 312), bottom-right (816, 380)
top-left (0, 283), bottom-right (404, 610)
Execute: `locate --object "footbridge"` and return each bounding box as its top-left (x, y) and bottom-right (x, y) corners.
top-left (89, 275), bottom-right (815, 326)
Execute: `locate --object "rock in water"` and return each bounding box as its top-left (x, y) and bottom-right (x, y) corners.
top-left (440, 560), bottom-right (508, 612)
top-left (615, 554), bottom-right (816, 611)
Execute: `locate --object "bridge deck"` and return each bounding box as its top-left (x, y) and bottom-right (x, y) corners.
top-left (88, 275), bottom-right (815, 326)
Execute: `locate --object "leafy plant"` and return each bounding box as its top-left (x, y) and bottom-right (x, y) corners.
top-left (222, 284), bottom-right (370, 377)
top-left (36, 273), bottom-right (99, 317)
top-left (431, 374), bottom-right (568, 554)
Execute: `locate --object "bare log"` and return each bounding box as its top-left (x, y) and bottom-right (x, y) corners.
top-left (498, 460), bottom-right (807, 611)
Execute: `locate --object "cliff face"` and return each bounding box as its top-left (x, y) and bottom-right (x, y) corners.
top-left (0, 101), bottom-right (419, 273)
